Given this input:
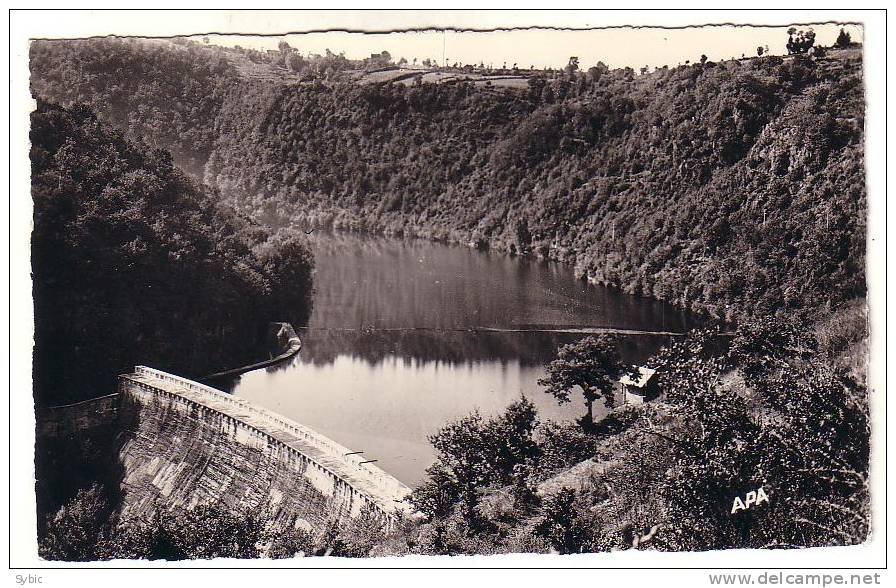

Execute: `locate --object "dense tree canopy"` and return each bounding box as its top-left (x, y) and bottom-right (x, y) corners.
top-left (31, 102), bottom-right (314, 405)
top-left (30, 38), bottom-right (239, 176)
top-left (410, 316), bottom-right (868, 554)
top-left (31, 40), bottom-right (865, 325)
top-left (647, 321), bottom-right (868, 550)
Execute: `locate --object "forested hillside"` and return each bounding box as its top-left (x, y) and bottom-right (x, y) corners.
top-left (31, 102), bottom-right (314, 405)
top-left (401, 320), bottom-right (869, 554)
top-left (29, 39), bottom-right (237, 176)
top-left (30, 39), bottom-right (866, 322)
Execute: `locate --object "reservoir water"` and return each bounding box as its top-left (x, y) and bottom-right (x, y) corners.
top-left (225, 232), bottom-right (699, 486)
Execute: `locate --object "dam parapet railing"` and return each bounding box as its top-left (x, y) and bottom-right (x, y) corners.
top-left (128, 366), bottom-right (412, 512)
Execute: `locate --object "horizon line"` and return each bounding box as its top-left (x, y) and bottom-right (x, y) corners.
top-left (29, 20), bottom-right (864, 42)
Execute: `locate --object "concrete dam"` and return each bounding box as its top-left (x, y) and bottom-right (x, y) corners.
top-left (37, 366), bottom-right (413, 532)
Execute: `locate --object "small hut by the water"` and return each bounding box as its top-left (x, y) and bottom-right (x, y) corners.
top-left (620, 366), bottom-right (658, 404)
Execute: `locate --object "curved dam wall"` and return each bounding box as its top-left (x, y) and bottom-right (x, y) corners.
top-left (37, 367), bottom-right (412, 533)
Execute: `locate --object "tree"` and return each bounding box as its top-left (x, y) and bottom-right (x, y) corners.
top-left (586, 61), bottom-right (609, 85)
top-left (411, 462), bottom-right (461, 521)
top-left (39, 485), bottom-right (112, 561)
top-left (835, 28), bottom-right (852, 49)
top-left (565, 56), bottom-right (580, 77)
top-left (527, 75), bottom-right (546, 102)
top-left (253, 228), bottom-right (315, 326)
top-left (533, 487), bottom-right (595, 554)
top-left (512, 217), bottom-right (532, 253)
top-left (287, 52), bottom-right (305, 72)
top-left (267, 525), bottom-right (315, 558)
top-left (489, 395), bottom-right (540, 478)
top-left (536, 420), bottom-right (598, 470)
top-left (426, 411), bottom-right (493, 526)
top-left (727, 316), bottom-right (816, 381)
top-left (159, 504), bottom-right (269, 559)
top-left (415, 397), bottom-right (540, 527)
top-left (539, 336), bottom-right (625, 428)
top-left (787, 28), bottom-right (816, 55)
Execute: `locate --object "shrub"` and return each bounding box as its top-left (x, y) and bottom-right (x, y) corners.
top-left (533, 487), bottom-right (597, 554)
top-left (536, 419), bottom-right (597, 471)
top-left (38, 484), bottom-right (111, 561)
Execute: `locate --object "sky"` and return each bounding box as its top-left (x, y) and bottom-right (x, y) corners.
top-left (204, 23), bottom-right (863, 70)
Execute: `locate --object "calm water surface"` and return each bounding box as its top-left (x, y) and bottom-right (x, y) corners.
top-left (225, 232), bottom-right (699, 486)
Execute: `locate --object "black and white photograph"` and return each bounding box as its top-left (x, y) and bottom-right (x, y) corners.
top-left (7, 7), bottom-right (888, 578)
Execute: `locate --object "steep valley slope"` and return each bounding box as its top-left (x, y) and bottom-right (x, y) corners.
top-left (30, 39), bottom-right (866, 323)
